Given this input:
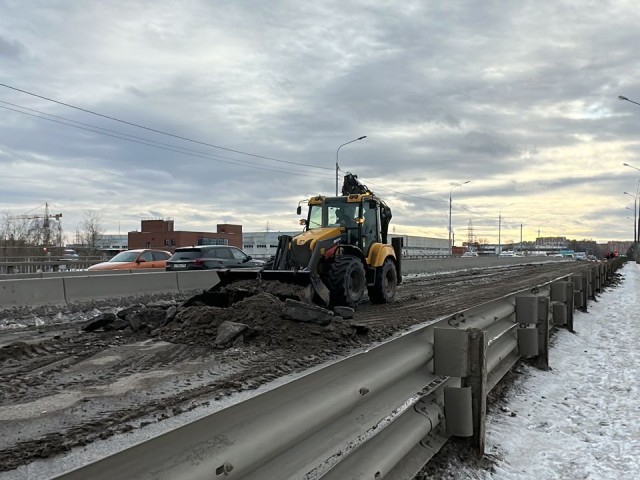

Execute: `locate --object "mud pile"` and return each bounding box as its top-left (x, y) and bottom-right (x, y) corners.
top-left (82, 281), bottom-right (368, 352)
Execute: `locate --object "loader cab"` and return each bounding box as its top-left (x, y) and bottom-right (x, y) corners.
top-left (305, 196), bottom-right (381, 255)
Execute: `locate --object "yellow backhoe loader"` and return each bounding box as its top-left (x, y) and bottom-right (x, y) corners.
top-left (216, 173), bottom-right (402, 308)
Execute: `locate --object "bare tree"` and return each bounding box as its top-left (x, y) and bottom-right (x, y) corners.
top-left (80, 211), bottom-right (104, 253)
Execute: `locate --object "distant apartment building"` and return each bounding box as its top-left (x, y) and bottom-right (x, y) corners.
top-left (128, 219), bottom-right (242, 251)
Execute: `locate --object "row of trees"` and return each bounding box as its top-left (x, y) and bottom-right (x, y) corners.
top-left (0, 210), bottom-right (105, 258)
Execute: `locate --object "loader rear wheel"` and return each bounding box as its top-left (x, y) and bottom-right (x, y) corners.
top-left (368, 258), bottom-right (397, 304)
top-left (327, 256), bottom-right (366, 307)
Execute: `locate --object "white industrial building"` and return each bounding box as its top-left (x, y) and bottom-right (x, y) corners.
top-left (242, 231), bottom-right (450, 258)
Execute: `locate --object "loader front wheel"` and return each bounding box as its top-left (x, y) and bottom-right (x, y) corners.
top-left (368, 258), bottom-right (397, 304)
top-left (327, 256), bottom-right (366, 307)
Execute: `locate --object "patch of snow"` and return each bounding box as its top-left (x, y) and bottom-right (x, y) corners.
top-left (445, 262), bottom-right (640, 479)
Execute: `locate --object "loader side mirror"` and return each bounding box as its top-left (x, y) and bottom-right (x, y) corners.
top-left (297, 206), bottom-right (302, 215)
top-left (299, 219), bottom-right (307, 226)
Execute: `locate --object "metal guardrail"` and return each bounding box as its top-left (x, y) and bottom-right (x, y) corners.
top-left (51, 258), bottom-right (625, 479)
top-left (0, 258), bottom-right (102, 274)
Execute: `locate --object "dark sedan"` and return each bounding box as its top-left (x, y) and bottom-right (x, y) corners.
top-left (165, 245), bottom-right (264, 271)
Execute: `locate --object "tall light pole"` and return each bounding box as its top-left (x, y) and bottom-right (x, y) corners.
top-left (449, 180), bottom-right (471, 255)
top-left (623, 163), bottom-right (640, 246)
top-left (498, 202), bottom-right (516, 256)
top-left (624, 192), bottom-right (637, 243)
top-left (336, 136), bottom-right (367, 195)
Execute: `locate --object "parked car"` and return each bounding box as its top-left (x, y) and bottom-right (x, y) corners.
top-left (166, 245), bottom-right (264, 271)
top-left (499, 251), bottom-right (515, 257)
top-left (88, 249), bottom-right (171, 271)
top-left (61, 248), bottom-right (80, 261)
top-left (461, 251), bottom-right (478, 257)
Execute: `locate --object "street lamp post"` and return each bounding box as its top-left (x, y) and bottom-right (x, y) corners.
top-left (336, 136), bottom-right (367, 195)
top-left (622, 164), bottom-right (640, 248)
top-left (498, 202), bottom-right (516, 256)
top-left (448, 180), bottom-right (471, 255)
top-left (624, 193), bottom-right (637, 243)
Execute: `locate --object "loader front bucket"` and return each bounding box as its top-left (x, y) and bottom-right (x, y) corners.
top-left (214, 269), bottom-right (331, 305)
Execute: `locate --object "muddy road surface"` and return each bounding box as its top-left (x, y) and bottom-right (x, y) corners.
top-left (0, 261), bottom-right (591, 474)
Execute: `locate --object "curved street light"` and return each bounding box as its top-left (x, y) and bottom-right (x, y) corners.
top-left (336, 136), bottom-right (367, 195)
top-left (619, 95), bottom-right (640, 107)
top-left (498, 202), bottom-right (516, 256)
top-left (449, 181), bottom-right (471, 255)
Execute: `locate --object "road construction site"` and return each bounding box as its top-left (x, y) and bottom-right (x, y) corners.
top-left (0, 259), bottom-right (601, 479)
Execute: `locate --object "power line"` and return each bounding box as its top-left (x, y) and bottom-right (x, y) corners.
top-left (354, 176), bottom-right (448, 204)
top-left (0, 83), bottom-right (330, 171)
top-left (0, 100), bottom-right (334, 178)
top-left (0, 105), bottom-right (334, 179)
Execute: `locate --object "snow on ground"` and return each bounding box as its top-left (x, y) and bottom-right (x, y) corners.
top-left (446, 262), bottom-right (640, 480)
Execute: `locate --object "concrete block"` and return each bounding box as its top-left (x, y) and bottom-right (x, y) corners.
top-left (176, 270), bottom-right (220, 292)
top-left (64, 272), bottom-right (179, 303)
top-left (0, 278), bottom-right (66, 308)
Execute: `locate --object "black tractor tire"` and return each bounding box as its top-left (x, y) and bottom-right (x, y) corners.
top-left (368, 258), bottom-right (397, 304)
top-left (327, 256), bottom-right (366, 307)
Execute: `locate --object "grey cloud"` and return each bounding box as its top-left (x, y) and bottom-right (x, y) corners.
top-left (0, 35), bottom-right (26, 59)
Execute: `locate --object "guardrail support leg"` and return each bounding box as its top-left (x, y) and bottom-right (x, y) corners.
top-left (551, 281), bottom-right (574, 332)
top-left (516, 295), bottom-right (550, 369)
top-left (588, 266), bottom-right (596, 300)
top-left (571, 273), bottom-right (587, 312)
top-left (536, 296), bottom-right (550, 369)
top-left (462, 328), bottom-right (487, 454)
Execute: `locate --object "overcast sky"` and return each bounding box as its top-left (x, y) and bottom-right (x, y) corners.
top-left (1, 0), bottom-right (640, 245)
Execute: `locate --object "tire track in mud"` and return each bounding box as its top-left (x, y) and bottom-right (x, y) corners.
top-left (0, 262), bottom-right (591, 472)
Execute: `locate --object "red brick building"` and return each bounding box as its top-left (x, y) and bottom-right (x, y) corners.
top-left (128, 219), bottom-right (242, 251)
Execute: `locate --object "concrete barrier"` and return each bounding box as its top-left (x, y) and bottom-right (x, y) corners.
top-left (63, 272), bottom-right (180, 303)
top-left (0, 257), bottom-right (576, 309)
top-left (0, 277), bottom-right (66, 308)
top-left (176, 270), bottom-right (220, 292)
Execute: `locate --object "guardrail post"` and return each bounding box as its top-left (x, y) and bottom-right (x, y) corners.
top-left (551, 281), bottom-right (574, 332)
top-left (595, 265), bottom-right (602, 293)
top-left (571, 273), bottom-right (587, 312)
top-left (464, 328), bottom-right (487, 454)
top-left (516, 295), bottom-right (550, 369)
top-left (433, 327), bottom-right (487, 453)
top-left (587, 266), bottom-right (595, 299)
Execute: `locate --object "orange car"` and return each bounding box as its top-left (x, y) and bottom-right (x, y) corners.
top-left (87, 249), bottom-right (172, 271)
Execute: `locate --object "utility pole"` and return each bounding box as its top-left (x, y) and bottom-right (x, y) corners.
top-left (520, 223), bottom-right (523, 253)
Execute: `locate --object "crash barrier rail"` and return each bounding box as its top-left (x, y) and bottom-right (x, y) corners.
top-left (0, 270), bottom-right (221, 309)
top-left (0, 258), bottom-right (103, 274)
top-left (52, 258), bottom-right (625, 480)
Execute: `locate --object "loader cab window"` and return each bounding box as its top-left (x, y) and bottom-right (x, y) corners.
top-left (307, 205), bottom-right (323, 229)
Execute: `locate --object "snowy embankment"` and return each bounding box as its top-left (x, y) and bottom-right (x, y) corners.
top-left (448, 262), bottom-right (640, 479)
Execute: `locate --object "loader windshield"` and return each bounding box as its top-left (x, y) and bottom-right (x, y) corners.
top-left (307, 199), bottom-right (360, 230)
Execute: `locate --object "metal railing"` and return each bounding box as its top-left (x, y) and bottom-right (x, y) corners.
top-left (51, 258), bottom-right (625, 479)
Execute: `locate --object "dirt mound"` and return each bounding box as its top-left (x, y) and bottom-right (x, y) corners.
top-left (81, 283), bottom-right (366, 352)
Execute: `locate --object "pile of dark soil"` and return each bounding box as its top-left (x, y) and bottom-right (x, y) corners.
top-left (82, 281), bottom-right (368, 352)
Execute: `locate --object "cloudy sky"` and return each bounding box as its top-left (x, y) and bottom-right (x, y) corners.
top-left (1, 0), bottom-right (640, 245)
